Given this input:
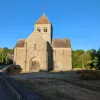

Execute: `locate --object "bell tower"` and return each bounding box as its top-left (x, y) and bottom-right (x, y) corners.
top-left (34, 13), bottom-right (52, 44)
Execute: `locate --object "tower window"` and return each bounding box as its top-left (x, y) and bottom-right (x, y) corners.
top-left (37, 27), bottom-right (41, 32)
top-left (34, 44), bottom-right (36, 50)
top-left (44, 27), bottom-right (47, 32)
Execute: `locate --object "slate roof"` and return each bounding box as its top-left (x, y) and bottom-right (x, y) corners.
top-left (52, 39), bottom-right (71, 48)
top-left (15, 39), bottom-right (25, 47)
top-left (35, 13), bottom-right (51, 24)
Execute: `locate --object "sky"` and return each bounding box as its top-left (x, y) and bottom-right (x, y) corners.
top-left (0, 0), bottom-right (100, 50)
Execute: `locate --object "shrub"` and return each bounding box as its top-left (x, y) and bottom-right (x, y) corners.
top-left (7, 66), bottom-right (14, 72)
top-left (81, 73), bottom-right (97, 80)
top-left (7, 66), bottom-right (22, 73)
top-left (78, 70), bottom-right (100, 80)
top-left (50, 70), bottom-right (59, 72)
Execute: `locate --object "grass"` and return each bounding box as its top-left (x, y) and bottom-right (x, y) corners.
top-left (11, 71), bottom-right (100, 100)
top-left (16, 78), bottom-right (72, 100)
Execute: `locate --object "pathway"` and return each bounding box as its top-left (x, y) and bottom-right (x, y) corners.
top-left (0, 65), bottom-right (17, 100)
top-left (0, 77), bottom-right (17, 100)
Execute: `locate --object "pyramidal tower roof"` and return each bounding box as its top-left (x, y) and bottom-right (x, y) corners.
top-left (35, 13), bottom-right (51, 24)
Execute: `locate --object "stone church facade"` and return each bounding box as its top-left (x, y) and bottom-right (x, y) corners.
top-left (14, 14), bottom-right (72, 72)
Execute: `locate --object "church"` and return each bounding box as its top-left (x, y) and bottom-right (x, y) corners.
top-left (14, 13), bottom-right (72, 72)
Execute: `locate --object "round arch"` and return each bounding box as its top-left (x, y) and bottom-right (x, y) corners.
top-left (29, 56), bottom-right (40, 72)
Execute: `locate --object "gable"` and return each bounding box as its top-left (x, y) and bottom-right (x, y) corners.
top-left (25, 32), bottom-right (47, 50)
top-left (25, 31), bottom-right (45, 42)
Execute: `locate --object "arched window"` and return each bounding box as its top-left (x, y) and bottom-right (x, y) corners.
top-left (37, 27), bottom-right (41, 32)
top-left (63, 50), bottom-right (64, 55)
top-left (44, 27), bottom-right (47, 32)
top-left (34, 44), bottom-right (36, 50)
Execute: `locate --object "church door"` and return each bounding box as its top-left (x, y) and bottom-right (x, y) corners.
top-left (31, 61), bottom-right (40, 72)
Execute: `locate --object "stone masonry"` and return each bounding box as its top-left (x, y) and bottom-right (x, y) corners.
top-left (14, 13), bottom-right (72, 72)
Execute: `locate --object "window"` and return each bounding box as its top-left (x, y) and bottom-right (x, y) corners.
top-left (34, 44), bottom-right (36, 50)
top-left (63, 50), bottom-right (64, 55)
top-left (44, 27), bottom-right (47, 32)
top-left (37, 27), bottom-right (41, 32)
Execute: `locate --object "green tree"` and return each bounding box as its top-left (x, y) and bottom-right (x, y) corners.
top-left (3, 47), bottom-right (9, 53)
top-left (1, 54), bottom-right (4, 64)
top-left (93, 56), bottom-right (98, 70)
top-left (79, 53), bottom-right (92, 69)
top-left (5, 56), bottom-right (9, 64)
top-left (97, 48), bottom-right (100, 69)
top-left (8, 49), bottom-right (14, 54)
top-left (72, 50), bottom-right (85, 68)
top-left (0, 53), bottom-right (2, 64)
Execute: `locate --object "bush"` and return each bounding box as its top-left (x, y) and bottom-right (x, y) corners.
top-left (7, 66), bottom-right (22, 73)
top-left (50, 70), bottom-right (59, 72)
top-left (77, 70), bottom-right (100, 80)
top-left (7, 66), bottom-right (14, 72)
top-left (81, 73), bottom-right (97, 80)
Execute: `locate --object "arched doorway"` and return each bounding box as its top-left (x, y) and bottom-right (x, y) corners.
top-left (31, 61), bottom-right (39, 72)
top-left (29, 57), bottom-right (40, 72)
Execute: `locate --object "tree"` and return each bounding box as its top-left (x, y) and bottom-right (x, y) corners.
top-left (97, 48), bottom-right (100, 69)
top-left (72, 50), bottom-right (85, 68)
top-left (0, 53), bottom-right (2, 64)
top-left (3, 47), bottom-right (9, 53)
top-left (80, 53), bottom-right (92, 69)
top-left (93, 56), bottom-right (98, 70)
top-left (0, 47), bottom-right (14, 65)
top-left (72, 50), bottom-right (93, 69)
top-left (5, 56), bottom-right (9, 64)
top-left (8, 49), bottom-right (14, 54)
top-left (1, 54), bottom-right (4, 64)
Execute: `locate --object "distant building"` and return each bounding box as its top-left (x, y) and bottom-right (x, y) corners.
top-left (14, 13), bottom-right (72, 72)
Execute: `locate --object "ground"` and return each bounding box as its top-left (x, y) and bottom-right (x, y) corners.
top-left (0, 78), bottom-right (17, 100)
top-left (11, 71), bottom-right (100, 100)
top-left (0, 65), bottom-right (18, 100)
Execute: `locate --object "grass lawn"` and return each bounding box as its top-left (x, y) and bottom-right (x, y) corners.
top-left (12, 71), bottom-right (100, 100)
top-left (17, 78), bottom-right (74, 100)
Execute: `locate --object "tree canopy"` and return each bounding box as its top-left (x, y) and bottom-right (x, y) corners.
top-left (72, 48), bottom-right (100, 70)
top-left (0, 47), bottom-right (14, 65)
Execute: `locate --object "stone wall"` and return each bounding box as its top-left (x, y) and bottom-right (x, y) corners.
top-left (14, 47), bottom-right (26, 71)
top-left (53, 48), bottom-right (72, 71)
top-left (25, 32), bottom-right (48, 72)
